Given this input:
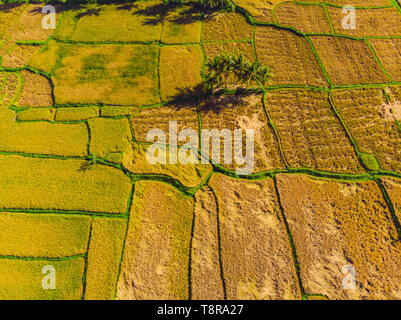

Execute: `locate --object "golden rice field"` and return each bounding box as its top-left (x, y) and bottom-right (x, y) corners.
top-left (1, 0), bottom-right (401, 300)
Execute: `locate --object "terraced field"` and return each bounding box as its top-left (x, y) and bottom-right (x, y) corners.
top-left (1, 0), bottom-right (401, 300)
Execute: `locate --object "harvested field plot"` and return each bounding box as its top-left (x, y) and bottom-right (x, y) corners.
top-left (191, 186), bottom-right (224, 300)
top-left (18, 70), bottom-right (53, 107)
top-left (209, 173), bottom-right (301, 299)
top-left (202, 12), bottom-right (252, 42)
top-left (275, 2), bottom-right (332, 34)
top-left (11, 4), bottom-right (55, 41)
top-left (232, 0), bottom-right (276, 22)
top-left (0, 258), bottom-right (85, 300)
top-left (255, 26), bottom-right (329, 87)
top-left (1, 44), bottom-right (39, 68)
top-left (116, 181), bottom-right (194, 299)
top-left (266, 90), bottom-right (363, 173)
top-left (131, 103), bottom-right (199, 144)
top-left (310, 36), bottom-right (389, 85)
top-left (332, 88), bottom-right (401, 173)
top-left (327, 7), bottom-right (401, 37)
top-left (369, 38), bottom-right (401, 82)
top-left (200, 94), bottom-right (285, 172)
top-left (381, 177), bottom-right (401, 223)
top-left (52, 44), bottom-right (160, 105)
top-left (276, 174), bottom-right (401, 299)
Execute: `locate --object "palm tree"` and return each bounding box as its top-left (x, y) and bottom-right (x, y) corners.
top-left (203, 52), bottom-right (273, 98)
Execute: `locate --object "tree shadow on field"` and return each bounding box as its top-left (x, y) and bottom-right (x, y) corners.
top-left (126, 2), bottom-right (203, 26)
top-left (76, 6), bottom-right (103, 19)
top-left (0, 2), bottom-right (25, 13)
top-left (199, 94), bottom-right (248, 115)
top-left (129, 2), bottom-right (169, 26)
top-left (169, 83), bottom-right (248, 115)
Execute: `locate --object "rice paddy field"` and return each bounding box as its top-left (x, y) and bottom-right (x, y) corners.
top-left (1, 0), bottom-right (401, 301)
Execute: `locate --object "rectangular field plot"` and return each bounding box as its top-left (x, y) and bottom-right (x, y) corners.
top-left (131, 103), bottom-right (199, 144)
top-left (266, 90), bottom-right (363, 173)
top-left (200, 94), bottom-right (285, 172)
top-left (191, 186), bottom-right (224, 299)
top-left (18, 70), bottom-right (53, 107)
top-left (310, 36), bottom-right (389, 85)
top-left (209, 174), bottom-right (301, 299)
top-left (255, 27), bottom-right (329, 87)
top-left (0, 258), bottom-right (85, 300)
top-left (85, 218), bottom-right (127, 300)
top-left (234, 0), bottom-right (275, 23)
top-left (0, 155), bottom-right (132, 214)
top-left (161, 5), bottom-right (201, 44)
top-left (116, 181), bottom-right (194, 299)
top-left (88, 118), bottom-right (132, 158)
top-left (0, 72), bottom-right (20, 106)
top-left (332, 88), bottom-right (401, 173)
top-left (159, 45), bottom-right (203, 101)
top-left (0, 213), bottom-right (90, 258)
top-left (52, 44), bottom-right (159, 106)
top-left (381, 176), bottom-right (401, 224)
top-left (70, 2), bottom-right (164, 42)
top-left (275, 2), bottom-right (332, 34)
top-left (369, 38), bottom-right (401, 82)
top-left (276, 174), bottom-right (401, 299)
top-left (327, 7), bottom-right (401, 37)
top-left (0, 108), bottom-right (88, 157)
top-left (202, 12), bottom-right (253, 42)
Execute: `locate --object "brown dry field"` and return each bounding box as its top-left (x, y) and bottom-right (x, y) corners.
top-left (332, 88), bottom-right (401, 173)
top-left (18, 70), bottom-right (53, 107)
top-left (202, 12), bottom-right (253, 42)
top-left (1, 45), bottom-right (39, 68)
top-left (369, 38), bottom-right (401, 82)
top-left (209, 173), bottom-right (301, 300)
top-left (265, 89), bottom-right (364, 173)
top-left (131, 103), bottom-right (199, 145)
top-left (191, 186), bottom-right (225, 300)
top-left (381, 177), bottom-right (401, 224)
top-left (200, 94), bottom-right (285, 172)
top-left (275, 2), bottom-right (332, 34)
top-left (255, 26), bottom-right (329, 87)
top-left (310, 36), bottom-right (389, 86)
top-left (116, 181), bottom-right (194, 300)
top-left (276, 174), bottom-right (401, 299)
top-left (328, 6), bottom-right (401, 37)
